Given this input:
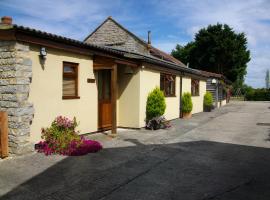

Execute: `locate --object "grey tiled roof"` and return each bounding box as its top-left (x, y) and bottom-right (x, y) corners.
top-left (11, 24), bottom-right (207, 78)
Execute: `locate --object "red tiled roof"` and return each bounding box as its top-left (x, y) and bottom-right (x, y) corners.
top-left (149, 46), bottom-right (186, 67)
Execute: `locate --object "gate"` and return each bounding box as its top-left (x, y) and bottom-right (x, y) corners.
top-left (0, 112), bottom-right (8, 158)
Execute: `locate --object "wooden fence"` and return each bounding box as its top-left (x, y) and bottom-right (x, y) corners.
top-left (0, 112), bottom-right (8, 158)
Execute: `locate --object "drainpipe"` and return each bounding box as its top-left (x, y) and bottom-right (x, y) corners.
top-left (215, 81), bottom-right (219, 108)
top-left (179, 74), bottom-right (183, 118)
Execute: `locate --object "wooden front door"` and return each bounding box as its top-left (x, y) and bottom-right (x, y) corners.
top-left (98, 70), bottom-right (112, 129)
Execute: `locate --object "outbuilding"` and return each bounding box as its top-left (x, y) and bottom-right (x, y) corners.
top-left (0, 16), bottom-right (209, 154)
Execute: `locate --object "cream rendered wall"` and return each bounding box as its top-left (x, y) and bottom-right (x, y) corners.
top-left (216, 99), bottom-right (226, 108)
top-left (192, 80), bottom-right (206, 114)
top-left (164, 76), bottom-right (180, 120)
top-left (182, 77), bottom-right (191, 94)
top-left (29, 46), bottom-right (97, 143)
top-left (139, 67), bottom-right (180, 127)
top-left (139, 68), bottom-right (160, 127)
top-left (181, 77), bottom-right (206, 114)
top-left (221, 99), bottom-right (227, 106)
top-left (117, 67), bottom-right (140, 128)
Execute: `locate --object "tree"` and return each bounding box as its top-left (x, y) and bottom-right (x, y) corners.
top-left (266, 69), bottom-right (269, 89)
top-left (171, 24), bottom-right (251, 85)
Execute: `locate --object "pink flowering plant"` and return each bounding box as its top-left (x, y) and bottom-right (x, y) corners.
top-left (36, 116), bottom-right (102, 156)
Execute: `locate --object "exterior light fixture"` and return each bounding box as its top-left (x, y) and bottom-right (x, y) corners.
top-left (211, 78), bottom-right (217, 84)
top-left (39, 47), bottom-right (47, 59)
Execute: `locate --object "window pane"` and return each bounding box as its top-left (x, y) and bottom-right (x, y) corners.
top-left (63, 77), bottom-right (76, 96)
top-left (170, 81), bottom-right (173, 95)
top-left (191, 79), bottom-right (199, 96)
top-left (64, 66), bottom-right (75, 73)
top-left (160, 74), bottom-right (165, 91)
top-left (160, 73), bottom-right (175, 96)
top-left (63, 62), bottom-right (78, 98)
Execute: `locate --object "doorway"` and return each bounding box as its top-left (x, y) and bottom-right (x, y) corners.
top-left (97, 70), bottom-right (112, 130)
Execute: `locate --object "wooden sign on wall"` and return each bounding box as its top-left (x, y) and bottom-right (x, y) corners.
top-left (87, 78), bottom-right (95, 83)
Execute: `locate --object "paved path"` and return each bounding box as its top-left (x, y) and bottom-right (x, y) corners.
top-left (0, 101), bottom-right (270, 200)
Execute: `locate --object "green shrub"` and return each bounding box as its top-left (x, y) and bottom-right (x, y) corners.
top-left (182, 92), bottom-right (193, 113)
top-left (204, 92), bottom-right (213, 107)
top-left (146, 87), bottom-right (166, 121)
top-left (245, 88), bottom-right (270, 101)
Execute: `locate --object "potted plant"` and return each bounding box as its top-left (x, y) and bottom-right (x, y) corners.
top-left (182, 92), bottom-right (193, 119)
top-left (146, 87), bottom-right (167, 129)
top-left (204, 92), bottom-right (213, 112)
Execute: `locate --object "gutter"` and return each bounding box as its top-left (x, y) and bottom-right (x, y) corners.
top-left (1, 24), bottom-right (208, 79)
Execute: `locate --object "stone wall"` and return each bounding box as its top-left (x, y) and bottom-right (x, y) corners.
top-left (0, 41), bottom-right (34, 155)
top-left (85, 18), bottom-right (149, 55)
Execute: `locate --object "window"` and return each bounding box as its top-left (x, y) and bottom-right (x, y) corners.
top-left (191, 79), bottom-right (200, 96)
top-left (160, 73), bottom-right (176, 97)
top-left (62, 62), bottom-right (79, 99)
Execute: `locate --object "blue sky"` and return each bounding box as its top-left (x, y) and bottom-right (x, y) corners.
top-left (1, 0), bottom-right (269, 88)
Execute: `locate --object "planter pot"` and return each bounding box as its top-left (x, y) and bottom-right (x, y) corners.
top-left (204, 106), bottom-right (212, 112)
top-left (182, 112), bottom-right (192, 119)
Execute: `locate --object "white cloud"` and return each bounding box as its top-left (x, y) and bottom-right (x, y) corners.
top-left (155, 0), bottom-right (270, 88)
top-left (0, 0), bottom-right (117, 39)
top-left (153, 39), bottom-right (188, 54)
top-left (1, 0), bottom-right (269, 87)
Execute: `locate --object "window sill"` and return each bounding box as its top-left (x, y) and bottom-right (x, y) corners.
top-left (165, 95), bottom-right (177, 98)
top-left (62, 96), bottom-right (80, 100)
top-left (191, 95), bottom-right (200, 97)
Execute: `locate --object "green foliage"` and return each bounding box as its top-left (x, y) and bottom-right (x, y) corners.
top-left (171, 43), bottom-right (195, 64)
top-left (171, 23), bottom-right (250, 85)
top-left (204, 92), bottom-right (213, 107)
top-left (245, 88), bottom-right (270, 101)
top-left (146, 87), bottom-right (166, 121)
top-left (182, 92), bottom-right (193, 113)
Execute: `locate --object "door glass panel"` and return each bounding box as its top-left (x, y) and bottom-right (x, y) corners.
top-left (98, 70), bottom-right (111, 100)
top-left (98, 73), bottom-right (103, 100)
top-left (104, 70), bottom-right (111, 100)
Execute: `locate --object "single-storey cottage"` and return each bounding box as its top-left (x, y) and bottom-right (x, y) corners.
top-left (0, 16), bottom-right (225, 154)
top-left (199, 70), bottom-right (231, 108)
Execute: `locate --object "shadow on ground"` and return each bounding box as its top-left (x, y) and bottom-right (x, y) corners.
top-left (1, 140), bottom-right (270, 200)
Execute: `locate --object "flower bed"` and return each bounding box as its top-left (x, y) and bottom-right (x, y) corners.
top-left (35, 116), bottom-right (102, 156)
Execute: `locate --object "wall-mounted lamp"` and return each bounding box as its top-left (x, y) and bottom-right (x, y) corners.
top-left (39, 47), bottom-right (47, 59)
top-left (39, 47), bottom-right (47, 69)
top-left (211, 78), bottom-right (217, 84)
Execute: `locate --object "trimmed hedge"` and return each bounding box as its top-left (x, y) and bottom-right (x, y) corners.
top-left (245, 89), bottom-right (270, 101)
top-left (146, 87), bottom-right (166, 121)
top-left (182, 92), bottom-right (193, 113)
